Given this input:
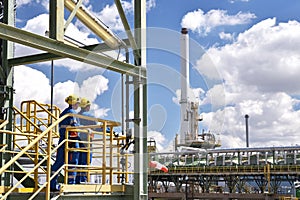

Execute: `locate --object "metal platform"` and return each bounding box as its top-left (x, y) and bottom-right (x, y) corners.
top-left (148, 147), bottom-right (300, 199)
top-left (1, 185), bottom-right (134, 200)
top-left (148, 192), bottom-right (291, 200)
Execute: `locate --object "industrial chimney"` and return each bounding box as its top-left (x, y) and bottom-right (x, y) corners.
top-left (179, 28), bottom-right (190, 145)
top-left (245, 114), bottom-right (249, 147)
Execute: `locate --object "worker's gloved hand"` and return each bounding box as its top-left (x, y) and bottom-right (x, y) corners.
top-left (87, 128), bottom-right (94, 139)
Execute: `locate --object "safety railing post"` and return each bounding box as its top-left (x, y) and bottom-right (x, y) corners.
top-left (125, 154), bottom-right (129, 182)
top-left (34, 134), bottom-right (39, 190)
top-left (102, 121), bottom-right (107, 184)
top-left (65, 129), bottom-right (69, 184)
top-left (87, 130), bottom-right (91, 183)
top-left (46, 130), bottom-right (52, 200)
top-left (109, 125), bottom-right (113, 186)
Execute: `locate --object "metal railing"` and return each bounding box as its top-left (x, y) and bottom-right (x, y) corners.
top-left (149, 164), bottom-right (300, 175)
top-left (0, 102), bottom-right (133, 199)
top-left (0, 113), bottom-right (68, 200)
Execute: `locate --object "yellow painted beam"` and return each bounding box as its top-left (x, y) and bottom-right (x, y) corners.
top-left (64, 0), bottom-right (123, 49)
top-left (60, 184), bottom-right (125, 193)
top-left (0, 186), bottom-right (45, 193)
top-left (0, 186), bottom-right (5, 193)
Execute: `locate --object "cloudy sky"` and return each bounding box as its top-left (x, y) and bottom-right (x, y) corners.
top-left (13, 0), bottom-right (300, 150)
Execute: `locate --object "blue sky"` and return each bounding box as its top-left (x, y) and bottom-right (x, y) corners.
top-left (13, 0), bottom-right (300, 150)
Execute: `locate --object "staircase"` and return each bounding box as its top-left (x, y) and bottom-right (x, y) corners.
top-left (0, 100), bottom-right (133, 200)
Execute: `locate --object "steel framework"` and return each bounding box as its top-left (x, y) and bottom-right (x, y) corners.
top-left (148, 147), bottom-right (300, 199)
top-left (0, 1), bottom-right (147, 199)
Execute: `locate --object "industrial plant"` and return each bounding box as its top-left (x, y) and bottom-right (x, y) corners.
top-left (0, 1), bottom-right (299, 200)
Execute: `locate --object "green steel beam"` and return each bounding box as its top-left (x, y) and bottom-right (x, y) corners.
top-left (114, 0), bottom-right (140, 62)
top-left (49, 0), bottom-right (64, 41)
top-left (8, 39), bottom-right (131, 66)
top-left (0, 22), bottom-right (146, 78)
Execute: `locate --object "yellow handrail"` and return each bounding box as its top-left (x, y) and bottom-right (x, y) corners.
top-left (0, 119), bottom-right (8, 129)
top-left (0, 144), bottom-right (7, 152)
top-left (0, 111), bottom-right (133, 199)
top-left (0, 113), bottom-right (70, 174)
top-left (0, 113), bottom-right (72, 200)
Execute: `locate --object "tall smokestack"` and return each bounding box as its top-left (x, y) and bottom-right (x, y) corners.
top-left (180, 28), bottom-right (189, 101)
top-left (245, 114), bottom-right (249, 147)
top-left (179, 28), bottom-right (190, 145)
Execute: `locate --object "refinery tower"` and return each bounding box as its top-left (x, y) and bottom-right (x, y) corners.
top-left (176, 28), bottom-right (220, 151)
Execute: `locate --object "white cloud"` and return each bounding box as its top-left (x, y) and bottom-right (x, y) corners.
top-left (219, 32), bottom-right (234, 41)
top-left (94, 4), bottom-right (124, 32)
top-left (15, 14), bottom-right (49, 57)
top-left (146, 0), bottom-right (156, 11)
top-left (16, 0), bottom-right (33, 7)
top-left (79, 75), bottom-right (109, 99)
top-left (14, 65), bottom-right (110, 118)
top-left (92, 107), bottom-right (110, 118)
top-left (198, 18), bottom-right (300, 94)
top-left (202, 92), bottom-right (300, 148)
top-left (13, 65), bottom-right (80, 110)
top-left (202, 84), bottom-right (226, 108)
top-left (14, 65), bottom-right (51, 106)
top-left (78, 1), bottom-right (133, 33)
top-left (147, 131), bottom-right (167, 152)
top-left (181, 9), bottom-right (256, 35)
top-left (38, 0), bottom-right (49, 11)
top-left (196, 18), bottom-right (300, 148)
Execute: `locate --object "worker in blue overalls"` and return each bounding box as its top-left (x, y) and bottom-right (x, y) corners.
top-left (50, 94), bottom-right (80, 191)
top-left (76, 98), bottom-right (94, 183)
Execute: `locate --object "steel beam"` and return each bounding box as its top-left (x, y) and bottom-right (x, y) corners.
top-left (114, 0), bottom-right (140, 62)
top-left (0, 22), bottom-right (146, 78)
top-left (7, 39), bottom-right (131, 66)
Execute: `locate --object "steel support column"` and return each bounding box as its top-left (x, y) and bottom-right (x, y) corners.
top-left (49, 0), bottom-right (64, 41)
top-left (133, 0), bottom-right (147, 199)
top-left (0, 0), bottom-right (14, 187)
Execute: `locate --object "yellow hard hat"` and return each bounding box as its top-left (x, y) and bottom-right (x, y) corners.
top-left (65, 94), bottom-right (80, 105)
top-left (79, 98), bottom-right (91, 108)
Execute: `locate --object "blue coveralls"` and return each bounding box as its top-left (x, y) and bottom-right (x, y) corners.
top-left (76, 110), bottom-right (95, 183)
top-left (50, 105), bottom-right (80, 190)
